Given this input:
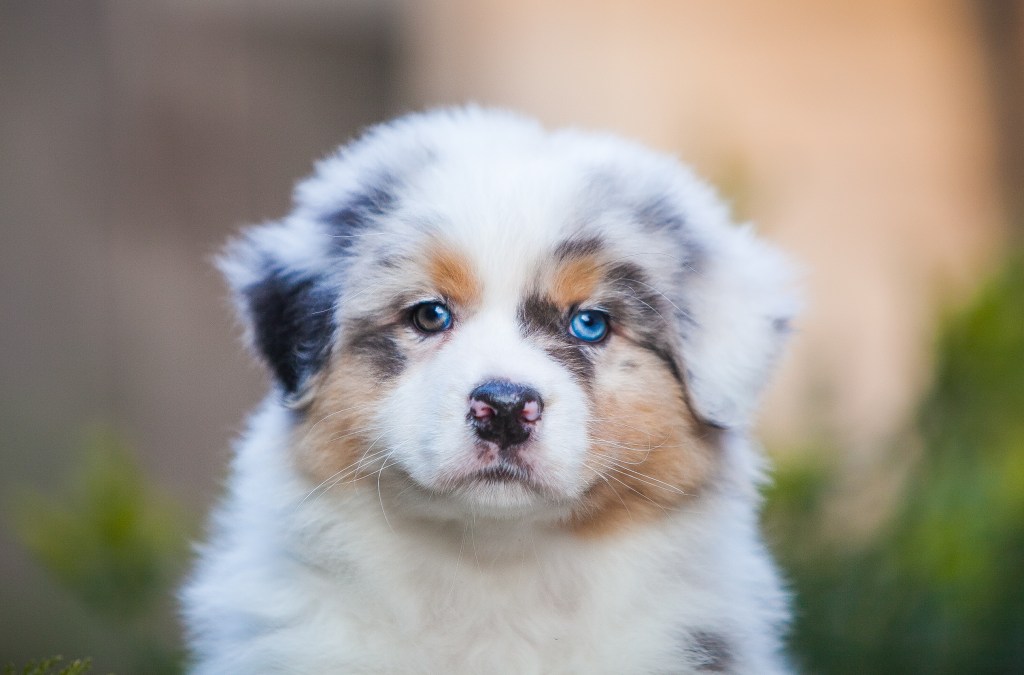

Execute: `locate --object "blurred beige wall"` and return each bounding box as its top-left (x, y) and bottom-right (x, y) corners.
top-left (402, 0), bottom-right (1007, 456)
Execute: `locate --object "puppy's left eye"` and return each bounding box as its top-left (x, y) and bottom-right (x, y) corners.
top-left (411, 301), bottom-right (453, 333)
top-left (568, 309), bottom-right (610, 343)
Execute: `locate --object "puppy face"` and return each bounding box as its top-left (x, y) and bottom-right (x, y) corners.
top-left (223, 109), bottom-right (795, 534)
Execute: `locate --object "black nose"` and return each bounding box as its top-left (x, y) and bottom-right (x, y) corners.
top-left (468, 380), bottom-right (544, 448)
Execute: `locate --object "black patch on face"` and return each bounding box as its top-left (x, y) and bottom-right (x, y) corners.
top-left (600, 262), bottom-right (691, 390)
top-left (688, 631), bottom-right (732, 672)
top-left (545, 342), bottom-right (598, 384)
top-left (553, 235), bottom-right (605, 262)
top-left (638, 341), bottom-right (686, 389)
top-left (674, 303), bottom-right (699, 330)
top-left (634, 193), bottom-right (687, 232)
top-left (345, 319), bottom-right (407, 380)
top-left (605, 261), bottom-right (659, 302)
top-left (635, 193), bottom-right (707, 276)
top-left (377, 255), bottom-right (403, 269)
top-left (517, 295), bottom-right (596, 382)
top-left (582, 166), bottom-right (706, 271)
top-left (583, 170), bottom-right (684, 230)
top-left (321, 173), bottom-right (398, 253)
top-left (244, 267), bottom-right (336, 394)
top-left (773, 316), bottom-right (792, 334)
top-left (603, 262), bottom-right (669, 336)
top-left (518, 260), bottom-right (691, 388)
top-left (518, 294), bottom-right (564, 336)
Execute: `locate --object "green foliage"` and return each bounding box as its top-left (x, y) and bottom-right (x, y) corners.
top-left (10, 432), bottom-right (189, 673)
top-left (767, 253), bottom-right (1024, 673)
top-left (13, 432), bottom-right (186, 620)
top-left (2, 657), bottom-right (91, 675)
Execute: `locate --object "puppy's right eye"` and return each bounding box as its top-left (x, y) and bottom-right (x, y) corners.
top-left (411, 301), bottom-right (453, 333)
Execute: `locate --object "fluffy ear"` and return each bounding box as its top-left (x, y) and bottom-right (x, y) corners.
top-left (680, 226), bottom-right (799, 430)
top-left (218, 220), bottom-right (338, 398)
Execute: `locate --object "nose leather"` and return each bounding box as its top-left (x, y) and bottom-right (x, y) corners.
top-left (468, 380), bottom-right (544, 449)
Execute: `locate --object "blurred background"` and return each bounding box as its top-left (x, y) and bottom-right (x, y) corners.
top-left (1, 1), bottom-right (1021, 672)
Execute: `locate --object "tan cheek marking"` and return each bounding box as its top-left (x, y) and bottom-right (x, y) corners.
top-left (568, 342), bottom-right (717, 538)
top-left (291, 351), bottom-right (393, 490)
top-left (293, 241), bottom-right (475, 490)
top-left (550, 257), bottom-right (603, 307)
top-left (427, 243), bottom-right (481, 307)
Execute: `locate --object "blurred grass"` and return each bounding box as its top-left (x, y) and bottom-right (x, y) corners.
top-left (766, 253), bottom-right (1024, 673)
top-left (10, 432), bottom-right (189, 674)
top-left (2, 657), bottom-right (91, 675)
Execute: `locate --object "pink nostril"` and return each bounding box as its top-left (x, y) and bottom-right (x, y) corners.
top-left (521, 400), bottom-right (541, 423)
top-left (471, 400), bottom-right (495, 420)
top-left (467, 380), bottom-right (544, 448)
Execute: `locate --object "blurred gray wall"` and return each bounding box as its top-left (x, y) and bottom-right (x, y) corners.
top-left (0, 1), bottom-right (401, 664)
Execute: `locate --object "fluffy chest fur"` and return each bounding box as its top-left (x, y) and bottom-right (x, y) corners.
top-left (186, 406), bottom-right (785, 674)
top-left (181, 108), bottom-right (797, 673)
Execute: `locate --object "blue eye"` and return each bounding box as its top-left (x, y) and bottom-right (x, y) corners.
top-left (411, 301), bottom-right (453, 333)
top-left (568, 309), bottom-right (609, 343)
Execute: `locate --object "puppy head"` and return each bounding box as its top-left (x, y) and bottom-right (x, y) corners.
top-left (222, 108), bottom-right (797, 533)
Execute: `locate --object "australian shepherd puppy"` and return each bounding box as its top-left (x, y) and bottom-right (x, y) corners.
top-left (181, 107), bottom-right (797, 674)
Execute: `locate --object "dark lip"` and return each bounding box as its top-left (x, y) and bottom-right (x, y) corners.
top-left (474, 462), bottom-right (532, 485)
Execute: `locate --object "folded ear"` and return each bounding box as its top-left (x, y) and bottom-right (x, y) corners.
top-left (680, 225), bottom-right (799, 430)
top-left (218, 220), bottom-right (338, 398)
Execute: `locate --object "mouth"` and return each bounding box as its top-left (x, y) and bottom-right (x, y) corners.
top-left (475, 462), bottom-right (532, 484)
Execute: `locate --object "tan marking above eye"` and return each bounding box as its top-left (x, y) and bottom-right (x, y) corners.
top-left (550, 256), bottom-right (604, 308)
top-left (425, 242), bottom-right (482, 308)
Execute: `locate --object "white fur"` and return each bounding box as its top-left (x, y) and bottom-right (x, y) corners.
top-left (183, 107), bottom-right (797, 673)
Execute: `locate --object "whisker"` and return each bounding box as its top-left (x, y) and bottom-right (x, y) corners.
top-left (300, 445), bottom-right (393, 504)
top-left (603, 286), bottom-right (670, 323)
top-left (376, 450), bottom-right (398, 532)
top-left (301, 402), bottom-right (379, 443)
top-left (585, 435), bottom-right (658, 460)
top-left (302, 424), bottom-right (419, 504)
top-left (318, 419), bottom-right (424, 445)
top-left (586, 415), bottom-right (665, 438)
top-left (590, 458), bottom-right (690, 497)
top-left (605, 473), bottom-right (668, 511)
top-left (583, 463), bottom-right (633, 522)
